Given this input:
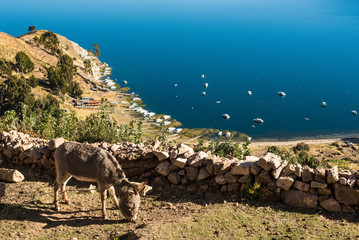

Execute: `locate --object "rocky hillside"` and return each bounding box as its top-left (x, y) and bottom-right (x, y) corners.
top-left (0, 30), bottom-right (103, 82)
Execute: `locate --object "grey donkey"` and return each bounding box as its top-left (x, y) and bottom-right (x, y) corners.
top-left (54, 141), bottom-right (146, 221)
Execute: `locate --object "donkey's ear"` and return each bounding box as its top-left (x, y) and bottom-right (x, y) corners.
top-left (137, 181), bottom-right (147, 195)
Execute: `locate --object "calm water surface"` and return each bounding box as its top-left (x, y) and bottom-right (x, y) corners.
top-left (2, 0), bottom-right (359, 139)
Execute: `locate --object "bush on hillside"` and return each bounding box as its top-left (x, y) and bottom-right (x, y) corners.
top-left (28, 75), bottom-right (38, 88)
top-left (39, 31), bottom-right (61, 55)
top-left (0, 59), bottom-right (12, 77)
top-left (0, 75), bottom-right (35, 115)
top-left (15, 51), bottom-right (34, 73)
top-left (206, 139), bottom-right (252, 159)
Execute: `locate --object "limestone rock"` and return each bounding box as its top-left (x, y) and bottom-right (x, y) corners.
top-left (333, 182), bottom-right (359, 205)
top-left (188, 151), bottom-right (208, 167)
top-left (0, 168), bottom-right (25, 183)
top-left (185, 166), bottom-right (198, 182)
top-left (281, 189), bottom-right (318, 208)
top-left (177, 144), bottom-right (194, 158)
top-left (257, 152), bottom-right (282, 171)
top-left (347, 174), bottom-right (356, 188)
top-left (257, 170), bottom-right (273, 184)
top-left (153, 151), bottom-right (169, 161)
top-left (342, 205), bottom-right (355, 213)
top-left (250, 163), bottom-right (262, 175)
top-left (49, 138), bottom-right (65, 150)
top-left (272, 161), bottom-right (287, 179)
top-left (318, 188), bottom-right (331, 195)
top-left (215, 175), bottom-right (226, 185)
top-left (284, 164), bottom-right (296, 176)
top-left (230, 159), bottom-right (255, 176)
top-left (295, 164), bottom-right (302, 178)
top-left (2, 149), bottom-right (13, 159)
top-left (0, 182), bottom-right (5, 198)
top-left (339, 177), bottom-right (347, 185)
top-left (319, 198), bottom-right (341, 212)
top-left (197, 168), bottom-right (210, 180)
top-left (238, 175), bottom-right (251, 183)
top-left (339, 169), bottom-right (351, 178)
top-left (327, 166), bottom-right (339, 184)
top-left (213, 159), bottom-right (232, 175)
top-left (174, 158), bottom-right (187, 168)
top-left (276, 175), bottom-right (295, 191)
top-left (314, 167), bottom-right (326, 183)
top-left (155, 161), bottom-right (171, 176)
top-left (167, 172), bottom-right (181, 185)
top-left (224, 172), bottom-right (238, 183)
top-left (292, 180), bottom-right (310, 192)
top-left (302, 166), bottom-right (314, 183)
top-left (310, 181), bottom-right (327, 189)
top-left (110, 144), bottom-right (121, 153)
top-left (18, 143), bottom-right (33, 152)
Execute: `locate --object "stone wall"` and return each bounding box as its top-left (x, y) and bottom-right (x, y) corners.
top-left (0, 130), bottom-right (358, 213)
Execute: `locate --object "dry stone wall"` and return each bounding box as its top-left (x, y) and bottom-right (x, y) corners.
top-left (0, 130), bottom-right (358, 213)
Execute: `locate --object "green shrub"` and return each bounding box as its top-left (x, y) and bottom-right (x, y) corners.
top-left (293, 142), bottom-right (309, 153)
top-left (28, 75), bottom-right (38, 88)
top-left (39, 31), bottom-right (60, 55)
top-left (206, 139), bottom-right (251, 159)
top-left (0, 59), bottom-right (12, 77)
top-left (15, 51), bottom-right (34, 73)
top-left (83, 59), bottom-right (91, 73)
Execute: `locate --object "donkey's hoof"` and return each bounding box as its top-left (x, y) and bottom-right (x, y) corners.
top-left (103, 215), bottom-right (109, 220)
top-left (64, 200), bottom-right (71, 205)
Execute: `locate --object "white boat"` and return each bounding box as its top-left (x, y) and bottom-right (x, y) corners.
top-left (174, 83), bottom-right (178, 87)
top-left (304, 117), bottom-right (310, 121)
top-left (216, 100), bottom-right (222, 104)
top-left (352, 110), bottom-right (357, 115)
top-left (204, 83), bottom-right (208, 88)
top-left (201, 74), bottom-right (205, 78)
top-left (322, 102), bottom-right (327, 107)
top-left (222, 114), bottom-right (230, 120)
top-left (278, 91), bottom-right (286, 97)
top-left (202, 92), bottom-right (206, 96)
top-left (251, 125), bottom-right (256, 128)
top-left (253, 118), bottom-right (264, 124)
top-left (123, 80), bottom-right (128, 85)
top-left (248, 91), bottom-right (252, 96)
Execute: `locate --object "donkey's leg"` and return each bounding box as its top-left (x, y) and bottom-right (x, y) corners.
top-left (54, 179), bottom-right (61, 211)
top-left (99, 186), bottom-right (109, 220)
top-left (61, 176), bottom-right (72, 204)
top-left (54, 173), bottom-right (71, 211)
top-left (108, 186), bottom-right (120, 209)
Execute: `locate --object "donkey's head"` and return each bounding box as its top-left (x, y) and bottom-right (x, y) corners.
top-left (115, 181), bottom-right (146, 221)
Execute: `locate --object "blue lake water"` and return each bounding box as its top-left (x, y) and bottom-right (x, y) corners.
top-left (2, 0), bottom-right (359, 139)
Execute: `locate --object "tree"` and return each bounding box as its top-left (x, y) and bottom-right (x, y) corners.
top-left (0, 75), bottom-right (35, 115)
top-left (47, 54), bottom-right (81, 97)
top-left (83, 59), bottom-right (91, 73)
top-left (28, 26), bottom-right (36, 32)
top-left (93, 44), bottom-right (101, 57)
top-left (0, 59), bottom-right (12, 77)
top-left (15, 51), bottom-right (34, 73)
top-left (28, 75), bottom-right (38, 88)
top-left (39, 31), bottom-right (60, 55)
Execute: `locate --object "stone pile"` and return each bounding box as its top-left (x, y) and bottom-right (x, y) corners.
top-left (0, 130), bottom-right (158, 179)
top-left (0, 131), bottom-right (358, 212)
top-left (152, 145), bottom-right (359, 213)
